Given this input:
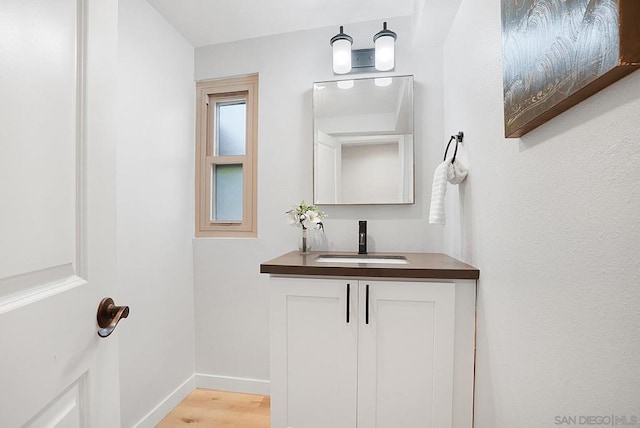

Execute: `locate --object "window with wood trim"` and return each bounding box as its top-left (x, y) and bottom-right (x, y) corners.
top-left (196, 75), bottom-right (258, 237)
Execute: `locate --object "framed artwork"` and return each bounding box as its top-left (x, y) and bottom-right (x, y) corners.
top-left (501, 0), bottom-right (640, 138)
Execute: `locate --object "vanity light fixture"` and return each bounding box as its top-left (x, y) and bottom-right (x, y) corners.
top-left (330, 22), bottom-right (397, 75)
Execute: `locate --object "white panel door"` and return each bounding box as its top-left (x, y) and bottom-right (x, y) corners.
top-left (270, 277), bottom-right (357, 428)
top-left (357, 281), bottom-right (456, 428)
top-left (0, 1), bottom-right (121, 427)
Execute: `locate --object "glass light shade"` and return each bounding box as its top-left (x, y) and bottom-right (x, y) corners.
top-left (375, 35), bottom-right (395, 71)
top-left (332, 39), bottom-right (352, 74)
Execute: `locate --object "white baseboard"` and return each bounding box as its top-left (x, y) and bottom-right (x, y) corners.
top-left (195, 373), bottom-right (270, 396)
top-left (131, 375), bottom-right (195, 428)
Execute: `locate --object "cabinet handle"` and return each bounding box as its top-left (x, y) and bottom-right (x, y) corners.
top-left (346, 283), bottom-right (350, 323)
top-left (365, 284), bottom-right (370, 325)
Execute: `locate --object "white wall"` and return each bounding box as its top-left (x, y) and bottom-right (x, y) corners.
top-left (193, 17), bottom-right (446, 390)
top-left (442, 1), bottom-right (640, 427)
top-left (117, 0), bottom-right (195, 426)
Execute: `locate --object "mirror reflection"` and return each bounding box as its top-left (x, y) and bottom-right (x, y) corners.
top-left (313, 75), bottom-right (414, 205)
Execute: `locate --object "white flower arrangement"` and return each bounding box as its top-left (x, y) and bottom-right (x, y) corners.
top-left (286, 201), bottom-right (326, 231)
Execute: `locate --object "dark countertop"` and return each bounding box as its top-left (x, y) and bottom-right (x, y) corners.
top-left (260, 251), bottom-right (479, 280)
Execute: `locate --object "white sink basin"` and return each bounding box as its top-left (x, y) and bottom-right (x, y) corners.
top-left (314, 255), bottom-right (409, 265)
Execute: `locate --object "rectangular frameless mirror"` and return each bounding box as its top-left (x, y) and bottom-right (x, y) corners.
top-left (313, 75), bottom-right (414, 205)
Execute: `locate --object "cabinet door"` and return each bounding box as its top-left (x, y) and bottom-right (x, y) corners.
top-left (357, 281), bottom-right (456, 428)
top-left (270, 277), bottom-right (358, 428)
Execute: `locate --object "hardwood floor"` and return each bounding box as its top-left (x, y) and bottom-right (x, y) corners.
top-left (157, 389), bottom-right (270, 428)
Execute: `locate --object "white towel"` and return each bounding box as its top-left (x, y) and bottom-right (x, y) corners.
top-left (429, 159), bottom-right (468, 224)
top-left (429, 161), bottom-right (449, 224)
top-left (447, 159), bottom-right (468, 184)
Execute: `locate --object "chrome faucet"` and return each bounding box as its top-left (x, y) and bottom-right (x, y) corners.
top-left (358, 220), bottom-right (367, 255)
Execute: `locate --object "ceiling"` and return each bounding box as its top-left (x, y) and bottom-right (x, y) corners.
top-left (146, 0), bottom-right (417, 47)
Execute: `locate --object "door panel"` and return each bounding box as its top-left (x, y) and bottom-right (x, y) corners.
top-left (0, 1), bottom-right (120, 427)
top-left (23, 376), bottom-right (85, 428)
top-left (270, 277), bottom-right (357, 428)
top-left (357, 281), bottom-right (455, 428)
top-left (0, 0), bottom-right (78, 280)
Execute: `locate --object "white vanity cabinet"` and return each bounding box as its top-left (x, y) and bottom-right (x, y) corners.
top-left (269, 276), bottom-right (477, 428)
